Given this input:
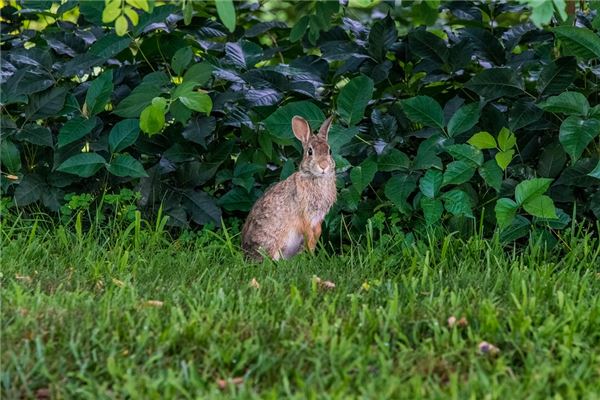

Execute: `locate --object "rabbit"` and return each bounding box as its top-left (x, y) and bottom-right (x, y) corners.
top-left (241, 115), bottom-right (337, 261)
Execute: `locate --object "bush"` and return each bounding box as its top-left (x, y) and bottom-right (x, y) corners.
top-left (1, 0), bottom-right (599, 243)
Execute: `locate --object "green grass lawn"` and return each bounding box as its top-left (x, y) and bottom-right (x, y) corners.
top-left (2, 218), bottom-right (600, 399)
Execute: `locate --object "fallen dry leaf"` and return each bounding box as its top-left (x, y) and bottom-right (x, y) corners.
top-left (143, 300), bottom-right (164, 307)
top-left (15, 274), bottom-right (32, 283)
top-left (249, 278), bottom-right (260, 289)
top-left (314, 276), bottom-right (335, 290)
top-left (448, 316), bottom-right (468, 328)
top-left (478, 341), bottom-right (500, 356)
top-left (112, 278), bottom-right (125, 288)
top-left (216, 376), bottom-right (244, 390)
top-left (6, 174), bottom-right (19, 181)
top-left (35, 387), bottom-right (51, 399)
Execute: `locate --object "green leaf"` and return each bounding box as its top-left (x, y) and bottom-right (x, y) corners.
top-left (468, 131), bottom-right (497, 150)
top-left (420, 197), bottom-right (443, 225)
top-left (553, 26), bottom-right (600, 60)
top-left (515, 178), bottom-right (553, 205)
top-left (447, 102), bottom-right (480, 137)
top-left (559, 116), bottom-right (600, 161)
top-left (57, 117), bottom-right (97, 148)
top-left (25, 87), bottom-right (68, 119)
top-left (522, 195), bottom-right (557, 219)
top-left (0, 139), bottom-right (21, 173)
top-left (495, 198), bottom-right (518, 228)
top-left (495, 150), bottom-right (514, 171)
top-left (171, 46), bottom-right (193, 76)
top-left (102, 0), bottom-right (121, 23)
top-left (377, 148), bottom-right (410, 172)
top-left (218, 187), bottom-right (256, 212)
top-left (107, 154), bottom-right (148, 178)
top-left (350, 160), bottom-right (377, 193)
top-left (264, 101), bottom-right (324, 142)
top-left (384, 173), bottom-right (418, 215)
top-left (115, 15), bottom-right (128, 36)
top-left (419, 169), bottom-right (443, 199)
top-left (14, 174), bottom-right (45, 207)
top-left (184, 189), bottom-right (222, 225)
top-left (290, 15), bottom-right (309, 42)
top-left (179, 92), bottom-right (213, 114)
top-left (478, 159), bottom-right (503, 192)
top-left (445, 144), bottom-right (483, 166)
top-left (537, 142), bottom-right (567, 178)
top-left (215, 0), bottom-right (236, 33)
top-left (182, 63), bottom-right (214, 85)
top-left (139, 103), bottom-right (165, 135)
top-left (588, 160), bottom-right (600, 179)
top-left (442, 189), bottom-right (473, 218)
top-left (527, 0), bottom-right (555, 27)
top-left (537, 91), bottom-right (589, 116)
top-left (497, 127), bottom-right (516, 151)
top-left (109, 119), bottom-right (139, 153)
top-left (328, 125), bottom-right (358, 154)
top-left (88, 33), bottom-right (131, 59)
top-left (56, 153), bottom-right (106, 177)
top-left (465, 68), bottom-right (524, 100)
top-left (400, 95), bottom-right (444, 130)
top-left (537, 57), bottom-right (576, 96)
top-left (442, 160), bottom-right (476, 186)
top-left (84, 70), bottom-right (113, 116)
top-left (113, 76), bottom-right (166, 118)
top-left (337, 75), bottom-right (374, 126)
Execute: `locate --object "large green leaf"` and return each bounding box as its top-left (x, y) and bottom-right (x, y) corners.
top-left (350, 160), bottom-right (377, 193)
top-left (442, 160), bottom-right (476, 186)
top-left (57, 117), bottom-right (97, 148)
top-left (109, 119), bottom-right (140, 153)
top-left (419, 169), bottom-right (443, 199)
top-left (384, 173), bottom-right (418, 215)
top-left (140, 103), bottom-right (165, 135)
top-left (553, 26), bottom-right (600, 60)
top-left (182, 63), bottom-right (214, 85)
top-left (56, 153), bottom-right (106, 177)
top-left (446, 144), bottom-right (483, 166)
top-left (408, 29), bottom-right (448, 65)
top-left (522, 195), bottom-right (557, 219)
top-left (468, 131), bottom-right (497, 150)
top-left (107, 154), bottom-right (148, 178)
top-left (215, 0), bottom-right (236, 33)
top-left (171, 46), bottom-right (193, 76)
top-left (264, 101), bottom-right (324, 142)
top-left (378, 148), bottom-right (410, 172)
top-left (495, 198), bottom-right (518, 228)
top-left (537, 92), bottom-right (589, 116)
top-left (559, 116), bottom-right (600, 161)
top-left (184, 189), bottom-right (222, 225)
top-left (515, 178), bottom-right (553, 205)
top-left (442, 189), bottom-right (473, 218)
top-left (290, 15), bottom-right (309, 42)
top-left (179, 92), bottom-right (212, 114)
top-left (337, 75), bottom-right (374, 126)
top-left (88, 33), bottom-right (131, 59)
top-left (537, 143), bottom-right (567, 178)
top-left (536, 57), bottom-right (576, 96)
top-left (465, 68), bottom-right (524, 100)
top-left (587, 160), bottom-right (600, 179)
top-left (24, 87), bottom-right (68, 119)
top-left (84, 69), bottom-right (113, 116)
top-left (497, 127), bottom-right (516, 151)
top-left (421, 197), bottom-right (443, 225)
top-left (0, 139), bottom-right (21, 173)
top-left (478, 159), bottom-right (503, 192)
top-left (400, 96), bottom-right (444, 130)
top-left (447, 102), bottom-right (480, 137)
top-left (13, 174), bottom-right (45, 207)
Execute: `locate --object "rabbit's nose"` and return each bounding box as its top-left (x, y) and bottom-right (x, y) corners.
top-left (318, 161), bottom-right (329, 173)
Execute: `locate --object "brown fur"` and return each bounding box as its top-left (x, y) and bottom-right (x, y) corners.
top-left (241, 116), bottom-right (337, 261)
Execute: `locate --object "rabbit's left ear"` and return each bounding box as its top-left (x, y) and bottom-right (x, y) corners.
top-left (318, 116), bottom-right (334, 140)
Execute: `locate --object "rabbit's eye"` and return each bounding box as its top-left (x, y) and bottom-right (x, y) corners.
top-left (308, 147), bottom-right (313, 156)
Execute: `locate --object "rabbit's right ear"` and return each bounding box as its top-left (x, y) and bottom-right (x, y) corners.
top-left (292, 116), bottom-right (311, 145)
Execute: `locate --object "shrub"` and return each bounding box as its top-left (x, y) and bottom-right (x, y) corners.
top-left (1, 0), bottom-right (599, 243)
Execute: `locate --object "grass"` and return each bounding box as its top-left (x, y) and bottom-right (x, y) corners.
top-left (1, 216), bottom-right (600, 399)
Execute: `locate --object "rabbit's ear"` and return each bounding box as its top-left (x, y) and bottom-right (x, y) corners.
top-left (292, 116), bottom-right (311, 144)
top-left (318, 116), bottom-right (334, 140)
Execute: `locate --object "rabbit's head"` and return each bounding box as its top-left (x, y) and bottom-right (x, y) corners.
top-left (292, 115), bottom-right (336, 177)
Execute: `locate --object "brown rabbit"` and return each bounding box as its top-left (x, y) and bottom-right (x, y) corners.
top-left (241, 115), bottom-right (337, 260)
